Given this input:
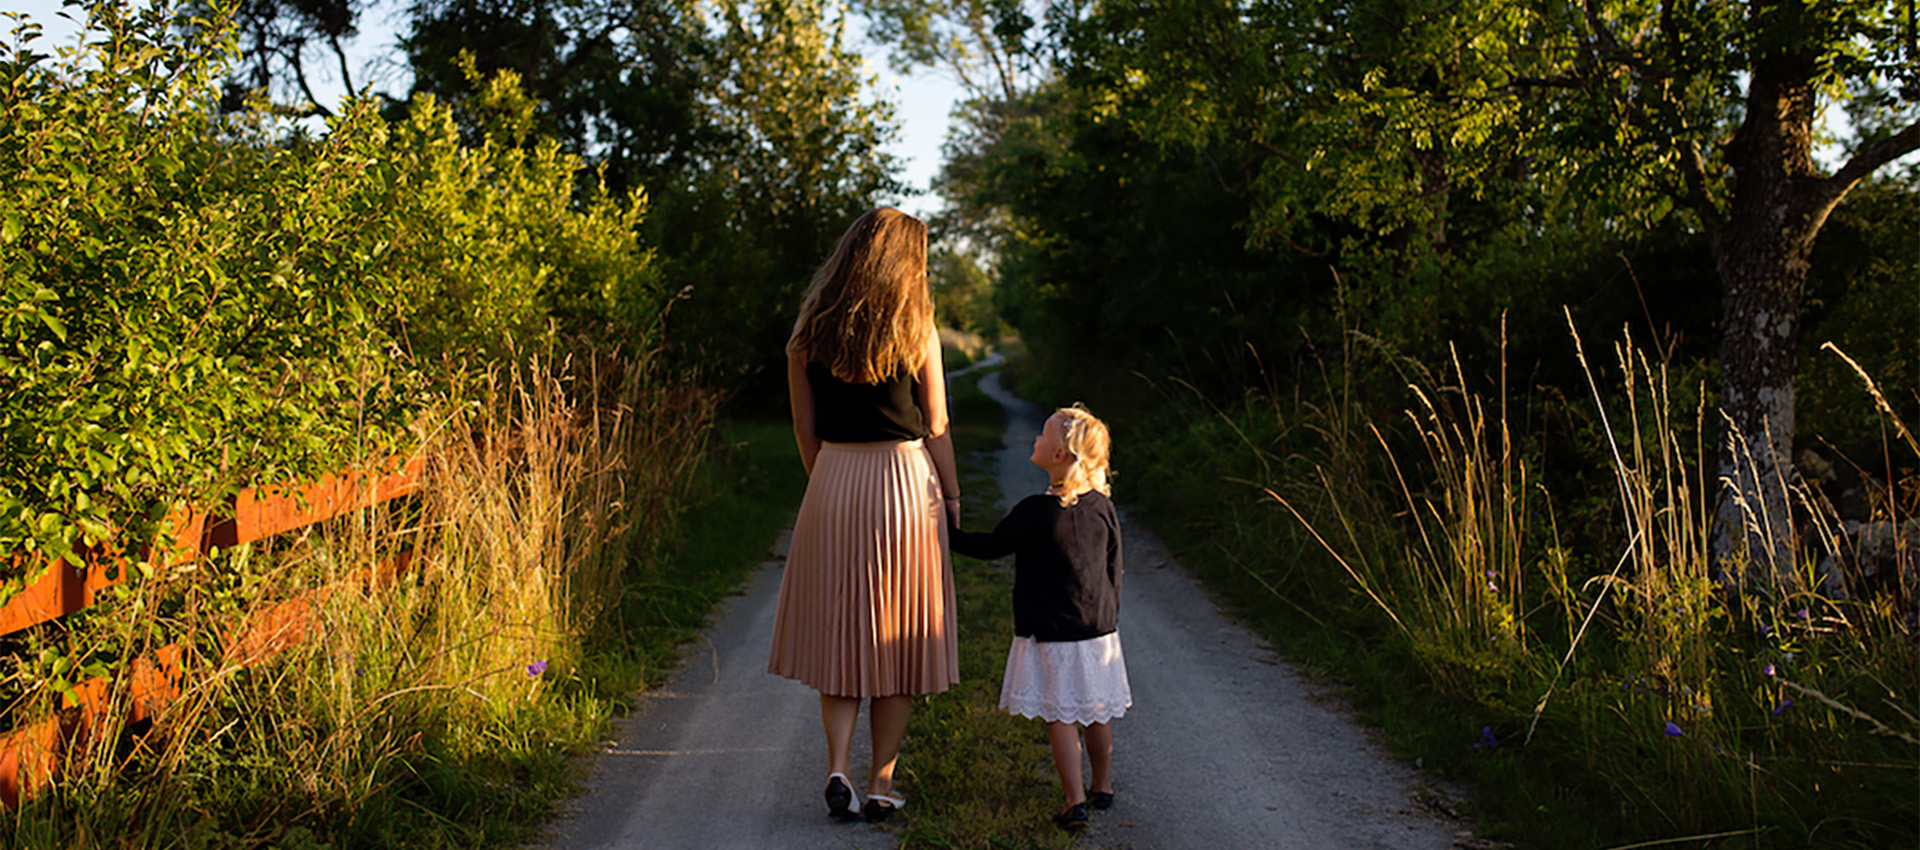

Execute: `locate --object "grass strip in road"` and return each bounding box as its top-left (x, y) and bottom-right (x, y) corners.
top-left (889, 369), bottom-right (1111, 850)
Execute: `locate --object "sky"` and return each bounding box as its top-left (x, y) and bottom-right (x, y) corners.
top-left (3, 0), bottom-right (965, 219)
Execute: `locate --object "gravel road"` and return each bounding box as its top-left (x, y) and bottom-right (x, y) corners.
top-left (534, 363), bottom-right (1466, 850)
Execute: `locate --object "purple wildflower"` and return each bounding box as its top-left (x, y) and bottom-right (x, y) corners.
top-left (527, 659), bottom-right (548, 677)
top-left (1795, 607), bottom-right (1809, 619)
top-left (1473, 726), bottom-right (1499, 749)
top-left (1763, 664), bottom-right (1776, 677)
top-left (1663, 721), bottom-right (1684, 737)
top-left (1759, 622), bottom-right (1772, 637)
top-left (1772, 698), bottom-right (1794, 716)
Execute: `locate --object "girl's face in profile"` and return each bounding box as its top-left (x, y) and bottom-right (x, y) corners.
top-left (1030, 413), bottom-right (1068, 470)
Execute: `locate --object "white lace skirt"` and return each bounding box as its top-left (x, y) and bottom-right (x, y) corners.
top-left (999, 632), bottom-right (1131, 725)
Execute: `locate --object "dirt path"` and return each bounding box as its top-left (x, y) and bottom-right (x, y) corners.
top-left (534, 365), bottom-right (1465, 850)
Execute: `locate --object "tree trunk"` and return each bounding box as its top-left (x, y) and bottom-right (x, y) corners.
top-left (1708, 38), bottom-right (1825, 591)
top-left (1710, 217), bottom-right (1812, 589)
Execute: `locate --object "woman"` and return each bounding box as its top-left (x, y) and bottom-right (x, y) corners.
top-left (766, 208), bottom-right (961, 823)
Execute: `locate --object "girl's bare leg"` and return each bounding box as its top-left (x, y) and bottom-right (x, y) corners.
top-left (868, 695), bottom-right (913, 797)
top-left (821, 694), bottom-right (860, 778)
top-left (1048, 721), bottom-right (1087, 807)
top-left (1084, 722), bottom-right (1113, 794)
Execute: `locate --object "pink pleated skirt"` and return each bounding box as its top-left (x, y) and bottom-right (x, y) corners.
top-left (767, 440), bottom-right (959, 698)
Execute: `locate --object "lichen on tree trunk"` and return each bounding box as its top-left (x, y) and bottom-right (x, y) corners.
top-left (1709, 229), bottom-right (1808, 589)
top-left (1707, 43), bottom-right (1823, 592)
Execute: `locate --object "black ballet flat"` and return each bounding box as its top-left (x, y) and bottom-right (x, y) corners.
top-left (862, 793), bottom-right (906, 823)
top-left (1088, 790), bottom-right (1115, 810)
top-left (825, 773), bottom-right (860, 821)
top-left (1052, 803), bottom-right (1089, 830)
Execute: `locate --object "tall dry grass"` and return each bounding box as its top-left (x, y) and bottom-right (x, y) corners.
top-left (1264, 318), bottom-right (1917, 846)
top-left (8, 348), bottom-right (714, 846)
top-left (1269, 321), bottom-right (1541, 700)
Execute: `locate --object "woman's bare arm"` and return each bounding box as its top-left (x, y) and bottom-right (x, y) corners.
top-left (918, 331), bottom-right (961, 521)
top-left (788, 350), bottom-right (821, 475)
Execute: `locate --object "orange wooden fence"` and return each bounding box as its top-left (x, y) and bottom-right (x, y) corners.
top-left (0, 454), bottom-right (427, 808)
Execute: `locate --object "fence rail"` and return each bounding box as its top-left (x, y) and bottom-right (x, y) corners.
top-left (0, 455), bottom-right (427, 807)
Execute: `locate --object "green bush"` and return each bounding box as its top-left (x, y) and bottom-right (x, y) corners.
top-left (0, 0), bottom-right (661, 595)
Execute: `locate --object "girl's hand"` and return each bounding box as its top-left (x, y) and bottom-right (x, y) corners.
top-left (944, 497), bottom-right (961, 526)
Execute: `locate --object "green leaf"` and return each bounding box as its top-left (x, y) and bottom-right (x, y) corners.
top-left (39, 310), bottom-right (65, 342)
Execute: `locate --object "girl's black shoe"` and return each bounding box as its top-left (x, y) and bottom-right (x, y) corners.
top-left (1052, 803), bottom-right (1089, 830)
top-left (1088, 790), bottom-right (1115, 810)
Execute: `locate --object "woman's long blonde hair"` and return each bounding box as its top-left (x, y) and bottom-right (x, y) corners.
top-left (1055, 404), bottom-right (1112, 506)
top-left (787, 208), bottom-right (932, 383)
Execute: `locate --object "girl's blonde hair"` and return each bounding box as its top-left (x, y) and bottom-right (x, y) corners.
top-left (1054, 404), bottom-right (1112, 506)
top-left (786, 208), bottom-right (933, 383)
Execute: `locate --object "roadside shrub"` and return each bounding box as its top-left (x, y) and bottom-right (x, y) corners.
top-left (0, 4), bottom-right (683, 838)
top-left (0, 0), bottom-right (661, 593)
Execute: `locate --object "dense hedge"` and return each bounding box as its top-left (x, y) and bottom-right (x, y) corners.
top-left (0, 0), bottom-right (661, 594)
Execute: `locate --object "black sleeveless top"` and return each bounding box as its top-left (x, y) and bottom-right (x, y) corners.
top-left (806, 361), bottom-right (930, 442)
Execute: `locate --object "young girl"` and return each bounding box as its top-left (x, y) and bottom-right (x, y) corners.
top-left (948, 404), bottom-right (1129, 830)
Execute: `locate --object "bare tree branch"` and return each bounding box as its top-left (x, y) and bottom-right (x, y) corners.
top-left (963, 12), bottom-right (1016, 102)
top-left (1678, 140), bottom-right (1723, 242)
top-left (1582, 0), bottom-right (1666, 80)
top-left (328, 31), bottom-right (354, 95)
top-left (282, 41), bottom-right (334, 118)
top-left (1509, 73), bottom-right (1587, 91)
top-left (1828, 116), bottom-right (1920, 190)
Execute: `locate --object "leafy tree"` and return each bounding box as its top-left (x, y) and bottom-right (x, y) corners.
top-left (659, 0), bottom-right (902, 397)
top-left (1798, 176), bottom-right (1920, 453)
top-left (929, 242), bottom-right (998, 336)
top-left (851, 0), bottom-right (1061, 101)
top-left (404, 0), bottom-right (901, 398)
top-left (405, 0), bottom-right (717, 191)
top-left (1064, 0), bottom-right (1920, 587)
top-left (938, 83), bottom-right (1315, 395)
